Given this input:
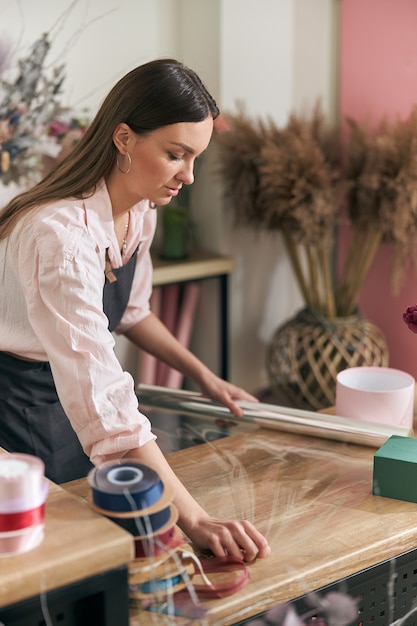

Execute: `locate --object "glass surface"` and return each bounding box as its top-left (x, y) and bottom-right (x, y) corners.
top-left (145, 407), bottom-right (256, 454)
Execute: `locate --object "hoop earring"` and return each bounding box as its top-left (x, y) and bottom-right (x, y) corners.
top-left (117, 151), bottom-right (131, 174)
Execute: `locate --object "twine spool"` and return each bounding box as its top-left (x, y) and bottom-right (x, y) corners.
top-left (266, 307), bottom-right (389, 411)
top-left (0, 454), bottom-right (48, 556)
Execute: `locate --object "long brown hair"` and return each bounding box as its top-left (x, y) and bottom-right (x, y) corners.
top-left (0, 58), bottom-right (219, 240)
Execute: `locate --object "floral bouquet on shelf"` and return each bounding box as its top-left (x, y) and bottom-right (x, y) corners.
top-left (0, 33), bottom-right (88, 190)
top-left (214, 103), bottom-right (417, 318)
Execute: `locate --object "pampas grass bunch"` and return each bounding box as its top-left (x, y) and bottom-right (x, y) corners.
top-left (216, 103), bottom-right (344, 317)
top-left (215, 103), bottom-right (417, 317)
top-left (344, 110), bottom-right (417, 299)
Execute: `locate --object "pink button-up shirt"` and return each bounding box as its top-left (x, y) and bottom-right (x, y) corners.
top-left (0, 180), bottom-right (157, 465)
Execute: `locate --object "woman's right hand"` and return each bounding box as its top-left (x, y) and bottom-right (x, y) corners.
top-left (181, 513), bottom-right (271, 562)
top-left (124, 440), bottom-right (270, 562)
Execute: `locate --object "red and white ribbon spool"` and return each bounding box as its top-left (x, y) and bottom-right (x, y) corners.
top-left (0, 454), bottom-right (48, 556)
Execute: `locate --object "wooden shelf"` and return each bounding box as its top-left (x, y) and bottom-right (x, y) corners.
top-left (152, 249), bottom-right (234, 286)
top-left (150, 250), bottom-right (235, 379)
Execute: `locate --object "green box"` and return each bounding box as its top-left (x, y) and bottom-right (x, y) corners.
top-left (373, 435), bottom-right (417, 503)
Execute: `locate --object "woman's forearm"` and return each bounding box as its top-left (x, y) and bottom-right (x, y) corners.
top-left (124, 312), bottom-right (212, 383)
top-left (125, 312), bottom-right (258, 417)
top-left (123, 440), bottom-right (208, 529)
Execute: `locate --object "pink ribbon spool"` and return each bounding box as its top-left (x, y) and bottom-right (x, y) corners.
top-left (0, 454), bottom-right (48, 556)
top-left (132, 505), bottom-right (181, 558)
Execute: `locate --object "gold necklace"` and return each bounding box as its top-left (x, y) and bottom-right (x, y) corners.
top-left (122, 211), bottom-right (130, 256)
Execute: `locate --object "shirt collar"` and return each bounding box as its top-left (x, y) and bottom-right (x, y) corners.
top-left (83, 179), bottom-right (150, 253)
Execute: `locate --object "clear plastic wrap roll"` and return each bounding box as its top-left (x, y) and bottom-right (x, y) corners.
top-left (137, 384), bottom-right (413, 448)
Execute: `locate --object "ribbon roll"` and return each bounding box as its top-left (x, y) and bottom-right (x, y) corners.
top-left (130, 505), bottom-right (180, 559)
top-left (0, 454), bottom-right (45, 501)
top-left (0, 453), bottom-right (47, 556)
top-left (134, 524), bottom-right (185, 560)
top-left (88, 461), bottom-right (164, 512)
top-left (138, 572), bottom-right (184, 594)
top-left (176, 555), bottom-right (250, 599)
top-left (130, 545), bottom-right (195, 586)
top-left (0, 504), bottom-right (45, 532)
top-left (108, 505), bottom-right (171, 536)
top-left (89, 493), bottom-right (176, 537)
top-left (0, 479), bottom-right (49, 514)
top-left (0, 524), bottom-right (45, 557)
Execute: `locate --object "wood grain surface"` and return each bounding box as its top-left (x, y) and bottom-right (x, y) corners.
top-left (159, 427), bottom-right (417, 624)
top-left (64, 426), bottom-right (417, 625)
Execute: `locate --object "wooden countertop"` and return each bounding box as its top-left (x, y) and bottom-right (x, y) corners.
top-left (160, 428), bottom-right (417, 623)
top-left (0, 478), bottom-right (134, 608)
top-left (63, 426), bottom-right (417, 625)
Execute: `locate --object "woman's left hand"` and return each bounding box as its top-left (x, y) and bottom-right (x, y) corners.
top-left (198, 372), bottom-right (258, 418)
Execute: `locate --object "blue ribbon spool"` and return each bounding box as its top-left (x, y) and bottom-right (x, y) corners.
top-left (108, 505), bottom-right (172, 536)
top-left (88, 462), bottom-right (164, 513)
top-left (139, 573), bottom-right (184, 594)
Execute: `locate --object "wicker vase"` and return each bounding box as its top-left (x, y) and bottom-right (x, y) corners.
top-left (266, 307), bottom-right (389, 411)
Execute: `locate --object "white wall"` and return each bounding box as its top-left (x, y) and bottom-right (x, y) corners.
top-left (0, 0), bottom-right (178, 113)
top-left (187, 0), bottom-right (338, 393)
top-left (0, 0), bottom-right (338, 394)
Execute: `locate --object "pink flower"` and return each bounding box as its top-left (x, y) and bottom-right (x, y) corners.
top-left (403, 304), bottom-right (417, 333)
top-left (48, 119), bottom-right (71, 138)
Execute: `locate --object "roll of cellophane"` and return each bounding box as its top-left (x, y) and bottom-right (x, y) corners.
top-left (137, 384), bottom-right (413, 448)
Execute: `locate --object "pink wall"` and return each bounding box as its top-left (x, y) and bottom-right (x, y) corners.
top-left (339, 0), bottom-right (417, 378)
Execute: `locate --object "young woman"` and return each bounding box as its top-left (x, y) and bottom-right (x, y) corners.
top-left (0, 59), bottom-right (270, 561)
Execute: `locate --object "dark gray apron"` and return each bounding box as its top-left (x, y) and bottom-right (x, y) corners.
top-left (0, 247), bottom-right (139, 484)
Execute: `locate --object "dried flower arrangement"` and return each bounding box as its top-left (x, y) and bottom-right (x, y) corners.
top-left (214, 104), bottom-right (417, 318)
top-left (0, 33), bottom-right (89, 189)
top-left (344, 109), bottom-right (417, 299)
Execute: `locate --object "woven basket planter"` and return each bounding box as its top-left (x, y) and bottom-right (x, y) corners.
top-left (266, 307), bottom-right (389, 411)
